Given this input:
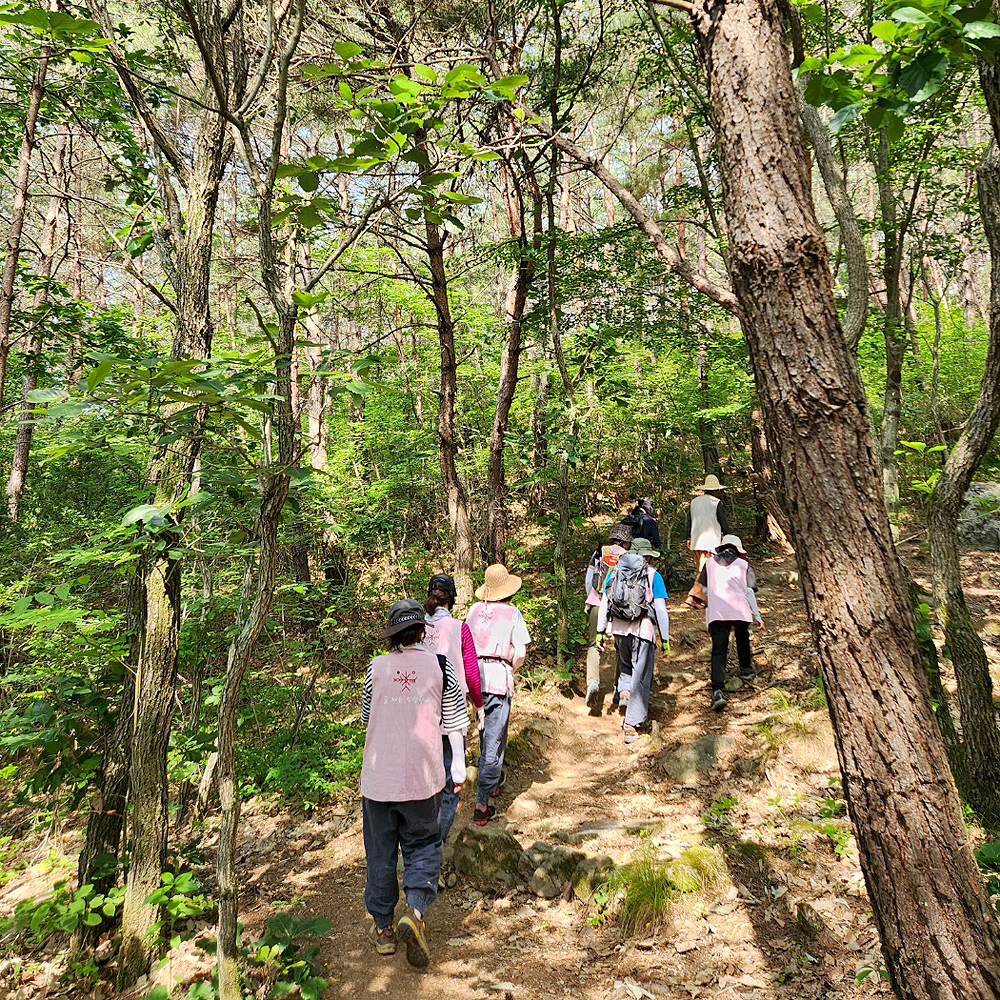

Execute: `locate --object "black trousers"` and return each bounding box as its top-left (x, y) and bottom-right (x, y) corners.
top-left (709, 620), bottom-right (751, 690)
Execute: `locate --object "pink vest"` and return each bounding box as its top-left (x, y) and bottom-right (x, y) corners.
top-left (705, 557), bottom-right (752, 626)
top-left (360, 648), bottom-right (445, 802)
top-left (423, 613), bottom-right (466, 697)
top-left (466, 602), bottom-right (516, 696)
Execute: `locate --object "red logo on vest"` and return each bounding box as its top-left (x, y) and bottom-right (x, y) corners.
top-left (394, 670), bottom-right (417, 691)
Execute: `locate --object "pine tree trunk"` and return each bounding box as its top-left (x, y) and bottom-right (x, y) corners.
top-left (692, 0), bottom-right (1000, 996)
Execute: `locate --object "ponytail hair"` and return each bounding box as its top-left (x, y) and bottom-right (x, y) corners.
top-left (424, 587), bottom-right (455, 615)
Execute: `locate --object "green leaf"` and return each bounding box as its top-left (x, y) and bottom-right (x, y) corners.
top-left (34, 592), bottom-right (56, 606)
top-left (829, 103), bottom-right (862, 134)
top-left (871, 19), bottom-right (898, 40)
top-left (87, 360), bottom-right (114, 392)
top-left (964, 19), bottom-right (1000, 36)
top-left (298, 171), bottom-right (319, 193)
top-left (898, 50), bottom-right (949, 102)
top-left (26, 387), bottom-right (66, 404)
top-left (334, 41), bottom-right (362, 60)
top-left (892, 6), bottom-right (933, 22)
top-left (54, 583), bottom-right (71, 600)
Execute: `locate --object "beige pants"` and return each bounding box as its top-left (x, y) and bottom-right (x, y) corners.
top-left (586, 605), bottom-right (606, 688)
top-left (686, 550), bottom-right (712, 604)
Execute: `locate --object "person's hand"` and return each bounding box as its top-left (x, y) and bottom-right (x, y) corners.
top-left (453, 782), bottom-right (463, 794)
top-left (755, 618), bottom-right (765, 631)
top-left (477, 706), bottom-right (485, 739)
top-left (661, 640), bottom-right (670, 656)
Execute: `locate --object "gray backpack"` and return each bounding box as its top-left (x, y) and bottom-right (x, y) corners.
top-left (607, 560), bottom-right (649, 621)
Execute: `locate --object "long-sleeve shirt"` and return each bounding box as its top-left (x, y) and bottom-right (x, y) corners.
top-left (596, 559), bottom-right (670, 643)
top-left (685, 496), bottom-right (730, 549)
top-left (460, 621), bottom-right (483, 708)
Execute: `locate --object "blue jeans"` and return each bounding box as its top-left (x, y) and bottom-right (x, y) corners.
top-left (363, 794), bottom-right (442, 928)
top-left (476, 693), bottom-right (511, 809)
top-left (438, 735), bottom-right (465, 848)
top-left (616, 634), bottom-right (654, 729)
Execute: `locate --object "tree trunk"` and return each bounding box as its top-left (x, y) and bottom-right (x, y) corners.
top-left (0, 17), bottom-right (52, 413)
top-left (485, 165), bottom-right (540, 563)
top-left (7, 125), bottom-right (69, 520)
top-left (691, 0), bottom-right (1000, 996)
top-left (425, 215), bottom-right (476, 601)
top-left (924, 129), bottom-right (1000, 827)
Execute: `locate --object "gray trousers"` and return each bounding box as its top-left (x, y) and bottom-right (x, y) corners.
top-left (363, 794), bottom-right (442, 928)
top-left (476, 693), bottom-right (511, 809)
top-left (616, 634), bottom-right (654, 729)
top-left (586, 605), bottom-right (605, 688)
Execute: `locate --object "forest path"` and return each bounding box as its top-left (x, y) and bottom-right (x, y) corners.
top-left (236, 550), bottom-right (920, 1000)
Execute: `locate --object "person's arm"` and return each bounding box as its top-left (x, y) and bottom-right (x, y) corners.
top-left (651, 570), bottom-right (670, 645)
top-left (746, 585), bottom-right (763, 624)
top-left (649, 519), bottom-right (661, 549)
top-left (440, 657), bottom-right (468, 733)
top-left (698, 565), bottom-right (708, 587)
top-left (460, 622), bottom-right (483, 708)
top-left (585, 550), bottom-right (599, 595)
top-left (447, 730), bottom-right (466, 789)
top-left (597, 587), bottom-right (610, 633)
top-left (684, 507), bottom-right (692, 542)
top-left (360, 660), bottom-right (373, 727)
top-left (510, 609), bottom-right (531, 670)
top-left (717, 501), bottom-right (730, 535)
top-left (747, 564), bottom-right (758, 591)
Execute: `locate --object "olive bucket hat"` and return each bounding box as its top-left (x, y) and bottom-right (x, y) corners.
top-left (381, 598), bottom-right (426, 639)
top-left (630, 537), bottom-right (661, 559)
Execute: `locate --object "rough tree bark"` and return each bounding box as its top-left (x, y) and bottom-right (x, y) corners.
top-left (690, 0), bottom-right (1000, 996)
top-left (924, 112), bottom-right (1000, 826)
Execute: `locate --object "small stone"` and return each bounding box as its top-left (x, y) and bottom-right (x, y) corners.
top-left (571, 855), bottom-right (614, 901)
top-left (796, 901), bottom-right (826, 939)
top-left (658, 735), bottom-right (736, 782)
top-left (452, 824), bottom-right (523, 883)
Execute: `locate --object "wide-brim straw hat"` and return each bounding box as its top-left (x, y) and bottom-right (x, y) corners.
top-left (696, 474), bottom-right (726, 493)
top-left (476, 564), bottom-right (522, 601)
top-left (381, 598), bottom-right (427, 638)
top-left (630, 536), bottom-right (660, 559)
top-left (716, 534), bottom-right (747, 554)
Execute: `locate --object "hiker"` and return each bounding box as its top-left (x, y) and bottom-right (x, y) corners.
top-left (596, 536), bottom-right (671, 744)
top-left (361, 599), bottom-right (468, 968)
top-left (697, 535), bottom-right (764, 712)
top-left (684, 474), bottom-right (730, 609)
top-left (583, 523), bottom-right (632, 712)
top-left (623, 498), bottom-right (661, 549)
top-left (466, 564), bottom-right (531, 826)
top-left (423, 573), bottom-right (483, 857)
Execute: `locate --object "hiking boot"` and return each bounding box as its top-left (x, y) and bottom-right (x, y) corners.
top-left (396, 910), bottom-right (430, 968)
top-left (710, 689), bottom-right (728, 712)
top-left (585, 682), bottom-right (600, 710)
top-left (368, 922), bottom-right (396, 956)
top-left (739, 670), bottom-right (755, 686)
top-left (623, 724), bottom-right (639, 745)
top-left (473, 804), bottom-right (497, 826)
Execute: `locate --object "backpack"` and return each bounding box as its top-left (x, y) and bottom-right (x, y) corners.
top-left (596, 545), bottom-right (622, 593)
top-left (621, 511), bottom-right (643, 533)
top-left (607, 561), bottom-right (650, 622)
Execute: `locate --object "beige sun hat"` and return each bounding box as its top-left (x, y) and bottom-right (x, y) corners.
top-left (476, 564), bottom-right (522, 601)
top-left (716, 534), bottom-right (747, 554)
top-left (696, 474), bottom-right (725, 493)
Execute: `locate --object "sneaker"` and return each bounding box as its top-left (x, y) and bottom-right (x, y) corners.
top-left (739, 671), bottom-right (755, 685)
top-left (623, 724), bottom-right (639, 744)
top-left (396, 910), bottom-right (430, 968)
top-left (585, 682), bottom-right (600, 709)
top-left (368, 922), bottom-right (396, 956)
top-left (710, 689), bottom-right (728, 712)
top-left (473, 804), bottom-right (497, 826)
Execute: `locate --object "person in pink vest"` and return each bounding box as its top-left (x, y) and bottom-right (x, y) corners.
top-left (423, 573), bottom-right (483, 858)
top-left (465, 564), bottom-right (531, 826)
top-left (697, 535), bottom-right (764, 712)
top-left (360, 599), bottom-right (468, 968)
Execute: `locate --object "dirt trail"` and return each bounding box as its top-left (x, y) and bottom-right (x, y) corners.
top-left (236, 551), bottom-right (927, 1000)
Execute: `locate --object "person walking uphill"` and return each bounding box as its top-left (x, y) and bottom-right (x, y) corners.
top-left (423, 573), bottom-right (482, 856)
top-left (583, 523), bottom-right (632, 712)
top-left (623, 498), bottom-right (661, 549)
top-left (361, 599), bottom-right (468, 968)
top-left (697, 535), bottom-right (764, 712)
top-left (685, 475), bottom-right (730, 609)
top-left (466, 564), bottom-right (531, 826)
top-left (596, 537), bottom-right (670, 744)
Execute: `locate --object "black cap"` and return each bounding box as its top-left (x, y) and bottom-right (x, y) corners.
top-left (428, 573), bottom-right (457, 597)
top-left (381, 599), bottom-right (426, 638)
